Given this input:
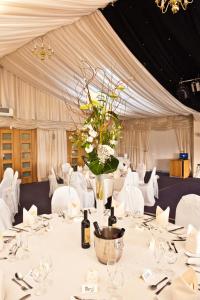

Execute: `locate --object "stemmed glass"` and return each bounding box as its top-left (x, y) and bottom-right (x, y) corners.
top-left (107, 259), bottom-right (124, 300)
top-left (31, 259), bottom-right (49, 296)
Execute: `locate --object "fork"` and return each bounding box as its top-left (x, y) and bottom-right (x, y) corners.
top-left (155, 281), bottom-right (171, 295)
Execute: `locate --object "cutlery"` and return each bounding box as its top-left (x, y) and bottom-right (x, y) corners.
top-left (168, 226), bottom-right (184, 233)
top-left (12, 278), bottom-right (28, 291)
top-left (155, 281), bottom-right (171, 295)
top-left (15, 272), bottom-right (33, 289)
top-left (167, 241), bottom-right (173, 251)
top-left (171, 241), bottom-right (178, 253)
top-left (172, 239), bottom-right (186, 242)
top-left (19, 294), bottom-right (31, 300)
top-left (0, 257), bottom-right (7, 260)
top-left (143, 217), bottom-right (155, 224)
top-left (186, 262), bottom-right (200, 267)
top-left (12, 226), bottom-right (28, 232)
top-left (150, 276), bottom-right (168, 290)
top-left (74, 296), bottom-right (95, 300)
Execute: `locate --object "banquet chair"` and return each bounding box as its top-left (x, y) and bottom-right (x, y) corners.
top-left (0, 198), bottom-right (12, 232)
top-left (48, 167), bottom-right (66, 197)
top-left (70, 172), bottom-right (95, 208)
top-left (139, 167), bottom-right (156, 207)
top-left (2, 171), bottom-right (21, 221)
top-left (116, 185), bottom-right (144, 214)
top-left (61, 163), bottom-right (73, 184)
top-left (51, 186), bottom-right (80, 214)
top-left (136, 162), bottom-right (146, 184)
top-left (0, 167), bottom-right (14, 198)
top-left (175, 194), bottom-right (200, 229)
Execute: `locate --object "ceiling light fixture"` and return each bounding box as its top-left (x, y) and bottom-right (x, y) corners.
top-left (31, 36), bottom-right (54, 61)
top-left (155, 0), bottom-right (193, 14)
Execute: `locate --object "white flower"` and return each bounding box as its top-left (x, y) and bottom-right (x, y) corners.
top-left (85, 144), bottom-right (94, 153)
top-left (89, 129), bottom-right (98, 138)
top-left (87, 136), bottom-right (93, 143)
top-left (110, 140), bottom-right (118, 145)
top-left (97, 144), bottom-right (114, 164)
top-left (87, 124), bottom-right (93, 131)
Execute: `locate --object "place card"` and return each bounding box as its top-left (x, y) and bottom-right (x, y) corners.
top-left (141, 269), bottom-right (152, 282)
top-left (81, 283), bottom-right (98, 294)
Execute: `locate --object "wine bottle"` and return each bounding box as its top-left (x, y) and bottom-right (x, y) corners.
top-left (93, 221), bottom-right (102, 238)
top-left (118, 228), bottom-right (125, 238)
top-left (81, 210), bottom-right (90, 249)
top-left (108, 206), bottom-right (117, 227)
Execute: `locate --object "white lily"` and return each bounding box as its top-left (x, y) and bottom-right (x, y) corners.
top-left (85, 144), bottom-right (94, 153)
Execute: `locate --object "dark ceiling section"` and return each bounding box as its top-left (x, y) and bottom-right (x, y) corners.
top-left (102, 0), bottom-right (200, 111)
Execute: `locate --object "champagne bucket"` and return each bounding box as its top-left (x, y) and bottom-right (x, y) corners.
top-left (94, 227), bottom-right (124, 265)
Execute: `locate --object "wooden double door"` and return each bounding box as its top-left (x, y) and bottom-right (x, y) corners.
top-left (0, 128), bottom-right (37, 183)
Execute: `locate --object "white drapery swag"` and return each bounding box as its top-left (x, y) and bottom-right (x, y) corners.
top-left (37, 129), bottom-right (67, 181)
top-left (0, 0), bottom-right (111, 58)
top-left (118, 115), bottom-right (193, 170)
top-left (0, 68), bottom-right (83, 130)
top-left (1, 11), bottom-right (196, 119)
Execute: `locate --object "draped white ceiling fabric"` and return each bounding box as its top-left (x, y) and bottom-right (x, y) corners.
top-left (0, 0), bottom-right (111, 58)
top-left (0, 10), bottom-right (196, 120)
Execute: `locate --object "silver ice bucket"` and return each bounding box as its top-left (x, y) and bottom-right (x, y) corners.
top-left (94, 227), bottom-right (124, 265)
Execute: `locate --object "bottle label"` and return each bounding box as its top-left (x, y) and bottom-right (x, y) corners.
top-left (84, 227), bottom-right (90, 244)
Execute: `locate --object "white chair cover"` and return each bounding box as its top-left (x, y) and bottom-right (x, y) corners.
top-left (49, 167), bottom-right (65, 197)
top-left (0, 167), bottom-right (14, 198)
top-left (61, 163), bottom-right (73, 184)
top-left (0, 198), bottom-right (12, 232)
top-left (51, 186), bottom-right (80, 214)
top-left (70, 172), bottom-right (95, 208)
top-left (116, 185), bottom-right (144, 214)
top-left (176, 194), bottom-right (200, 228)
top-left (139, 167), bottom-right (156, 207)
top-left (136, 162), bottom-right (146, 184)
top-left (103, 178), bottom-right (113, 203)
top-left (153, 174), bottom-right (159, 199)
top-left (123, 169), bottom-right (139, 188)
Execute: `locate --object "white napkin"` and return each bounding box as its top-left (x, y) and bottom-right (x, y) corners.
top-left (67, 201), bottom-right (80, 218)
top-left (23, 205), bottom-right (38, 226)
top-left (157, 268), bottom-right (198, 300)
top-left (112, 200), bottom-right (125, 218)
top-left (171, 268), bottom-right (198, 300)
top-left (0, 270), bottom-right (5, 300)
top-left (185, 224), bottom-right (200, 255)
top-left (156, 206), bottom-right (170, 228)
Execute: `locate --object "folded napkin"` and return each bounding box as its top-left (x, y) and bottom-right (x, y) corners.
top-left (171, 268), bottom-right (198, 300)
top-left (157, 268), bottom-right (198, 300)
top-left (112, 200), bottom-right (125, 218)
top-left (185, 224), bottom-right (200, 255)
top-left (0, 270), bottom-right (5, 300)
top-left (23, 205), bottom-right (38, 226)
top-left (67, 201), bottom-right (80, 218)
top-left (156, 206), bottom-right (170, 228)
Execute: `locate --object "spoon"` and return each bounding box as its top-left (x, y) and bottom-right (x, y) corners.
top-left (155, 281), bottom-right (171, 295)
top-left (150, 276), bottom-right (168, 290)
top-left (15, 273), bottom-right (33, 289)
top-left (12, 278), bottom-right (28, 291)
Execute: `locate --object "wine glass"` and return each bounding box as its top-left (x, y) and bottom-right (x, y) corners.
top-left (107, 260), bottom-right (124, 299)
top-left (31, 262), bottom-right (48, 296)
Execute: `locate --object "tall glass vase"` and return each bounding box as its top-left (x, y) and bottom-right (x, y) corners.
top-left (95, 174), bottom-right (105, 226)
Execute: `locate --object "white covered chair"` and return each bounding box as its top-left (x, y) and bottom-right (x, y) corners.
top-left (70, 172), bottom-right (95, 208)
top-left (136, 162), bottom-right (146, 184)
top-left (61, 163), bottom-right (73, 184)
top-left (0, 167), bottom-right (14, 198)
top-left (139, 167), bottom-right (156, 207)
top-left (48, 167), bottom-right (65, 197)
top-left (0, 198), bottom-right (12, 232)
top-left (175, 194), bottom-right (200, 229)
top-left (116, 185), bottom-right (144, 214)
top-left (51, 186), bottom-right (80, 214)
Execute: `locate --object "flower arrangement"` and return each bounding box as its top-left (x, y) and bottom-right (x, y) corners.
top-left (70, 66), bottom-right (124, 175)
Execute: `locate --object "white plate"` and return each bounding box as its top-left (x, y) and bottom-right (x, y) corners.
top-left (185, 251), bottom-right (200, 258)
top-left (187, 257), bottom-right (200, 265)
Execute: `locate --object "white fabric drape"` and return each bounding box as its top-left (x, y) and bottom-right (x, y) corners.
top-left (118, 115), bottom-right (193, 169)
top-left (37, 129), bottom-right (67, 181)
top-left (1, 11), bottom-right (196, 119)
top-left (0, 68), bottom-right (83, 129)
top-left (0, 0), bottom-right (111, 58)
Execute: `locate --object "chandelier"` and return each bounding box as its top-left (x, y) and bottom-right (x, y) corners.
top-left (32, 36), bottom-right (54, 61)
top-left (155, 0), bottom-right (193, 14)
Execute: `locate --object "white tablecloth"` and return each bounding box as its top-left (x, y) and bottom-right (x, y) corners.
top-left (0, 215), bottom-right (200, 300)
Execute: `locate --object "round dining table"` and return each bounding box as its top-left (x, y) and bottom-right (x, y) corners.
top-left (0, 214), bottom-right (199, 300)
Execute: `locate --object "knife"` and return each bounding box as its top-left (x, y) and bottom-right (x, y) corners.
top-left (19, 294), bottom-right (31, 300)
top-left (168, 226), bottom-right (184, 233)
